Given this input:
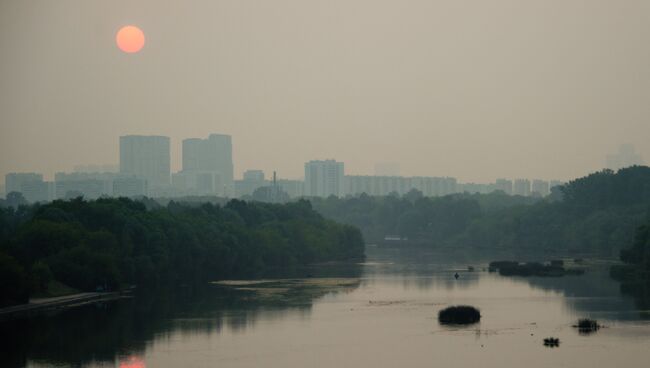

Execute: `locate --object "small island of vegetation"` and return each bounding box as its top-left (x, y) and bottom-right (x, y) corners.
top-left (573, 318), bottom-right (601, 334)
top-left (438, 305), bottom-right (481, 325)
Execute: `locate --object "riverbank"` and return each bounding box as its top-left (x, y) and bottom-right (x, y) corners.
top-left (0, 291), bottom-right (128, 321)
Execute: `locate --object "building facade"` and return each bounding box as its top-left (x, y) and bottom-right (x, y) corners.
top-left (345, 175), bottom-right (457, 197)
top-left (495, 179), bottom-right (513, 195)
top-left (531, 179), bottom-right (550, 197)
top-left (513, 179), bottom-right (531, 196)
top-left (181, 134), bottom-right (234, 196)
top-left (304, 160), bottom-right (345, 197)
top-left (120, 135), bottom-right (171, 187)
top-left (113, 176), bottom-right (148, 197)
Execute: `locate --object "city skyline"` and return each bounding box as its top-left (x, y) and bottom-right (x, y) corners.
top-left (2, 1), bottom-right (650, 185)
top-left (4, 131), bottom-right (635, 201)
top-left (3, 132), bottom-right (572, 201)
top-left (1, 132), bottom-right (644, 184)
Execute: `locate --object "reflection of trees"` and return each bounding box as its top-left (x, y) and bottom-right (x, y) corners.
top-left (361, 247), bottom-right (482, 290)
top-left (500, 266), bottom-right (643, 321)
top-left (617, 281), bottom-right (650, 319)
top-left (0, 264), bottom-right (361, 368)
top-left (364, 247), bottom-right (647, 320)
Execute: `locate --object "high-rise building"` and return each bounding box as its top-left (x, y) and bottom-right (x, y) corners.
top-left (513, 179), bottom-right (531, 196)
top-left (305, 160), bottom-right (345, 197)
top-left (120, 135), bottom-right (171, 187)
top-left (181, 134), bottom-right (234, 196)
top-left (606, 144), bottom-right (644, 171)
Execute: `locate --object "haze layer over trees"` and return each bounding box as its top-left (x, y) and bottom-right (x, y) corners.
top-left (312, 166), bottom-right (650, 255)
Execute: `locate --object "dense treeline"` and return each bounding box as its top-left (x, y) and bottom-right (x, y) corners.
top-left (0, 198), bottom-right (364, 307)
top-left (312, 166), bottom-right (650, 255)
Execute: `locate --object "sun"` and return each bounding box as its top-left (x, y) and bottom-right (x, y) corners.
top-left (116, 25), bottom-right (145, 53)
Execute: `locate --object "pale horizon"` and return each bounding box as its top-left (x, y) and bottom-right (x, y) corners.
top-left (2, 0), bottom-right (649, 184)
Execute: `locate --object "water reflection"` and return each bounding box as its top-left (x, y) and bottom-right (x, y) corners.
top-left (1, 246), bottom-right (650, 368)
top-left (119, 356), bottom-right (146, 368)
top-left (0, 265), bottom-right (362, 368)
top-left (362, 246), bottom-right (646, 321)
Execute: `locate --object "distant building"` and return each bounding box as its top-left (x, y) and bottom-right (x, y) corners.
top-left (495, 179), bottom-right (513, 195)
top-left (54, 172), bottom-right (116, 199)
top-left (5, 173), bottom-right (43, 194)
top-left (374, 163), bottom-right (401, 176)
top-left (120, 135), bottom-right (171, 187)
top-left (20, 181), bottom-right (53, 203)
top-left (345, 175), bottom-right (457, 197)
top-left (459, 182), bottom-right (495, 194)
top-left (5, 173), bottom-right (52, 203)
top-left (182, 134), bottom-right (234, 196)
top-left (243, 170), bottom-right (264, 182)
top-left (277, 179), bottom-right (304, 198)
top-left (251, 173), bottom-right (289, 203)
top-left (305, 160), bottom-right (345, 197)
top-left (172, 171), bottom-right (223, 197)
top-left (113, 176), bottom-right (147, 197)
top-left (531, 179), bottom-right (550, 197)
top-left (513, 179), bottom-right (531, 196)
top-left (235, 170), bottom-right (266, 198)
top-left (606, 144), bottom-right (644, 171)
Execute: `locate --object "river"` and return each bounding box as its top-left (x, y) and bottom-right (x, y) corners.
top-left (2, 246), bottom-right (649, 368)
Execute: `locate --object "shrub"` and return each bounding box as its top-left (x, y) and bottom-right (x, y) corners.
top-left (438, 305), bottom-right (481, 325)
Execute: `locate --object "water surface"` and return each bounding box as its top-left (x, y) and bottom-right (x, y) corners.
top-left (3, 246), bottom-right (650, 368)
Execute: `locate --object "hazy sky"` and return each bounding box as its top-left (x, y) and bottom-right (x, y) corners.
top-left (1, 0), bottom-right (649, 183)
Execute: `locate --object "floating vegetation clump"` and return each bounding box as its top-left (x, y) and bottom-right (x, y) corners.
top-left (543, 337), bottom-right (560, 347)
top-left (573, 318), bottom-right (601, 334)
top-left (488, 260), bottom-right (585, 277)
top-left (488, 261), bottom-right (519, 272)
top-left (438, 305), bottom-right (481, 325)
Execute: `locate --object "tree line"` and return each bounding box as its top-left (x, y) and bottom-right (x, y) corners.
top-left (311, 166), bottom-right (650, 256)
top-left (0, 198), bottom-right (364, 307)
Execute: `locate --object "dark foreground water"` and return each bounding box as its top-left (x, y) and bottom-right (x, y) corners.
top-left (2, 246), bottom-right (650, 368)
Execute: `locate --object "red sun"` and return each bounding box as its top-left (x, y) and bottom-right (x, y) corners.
top-left (116, 25), bottom-right (145, 53)
top-left (119, 356), bottom-right (146, 368)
